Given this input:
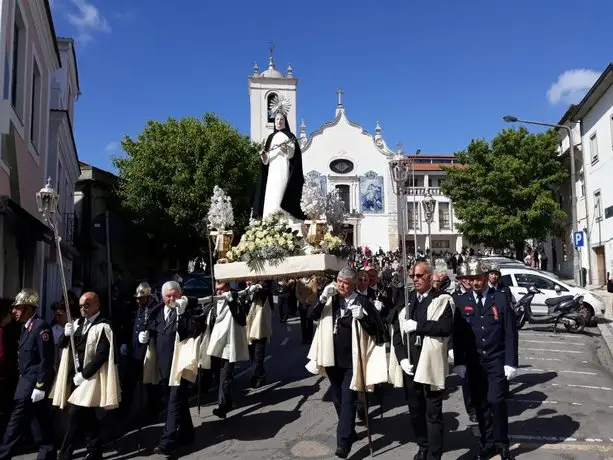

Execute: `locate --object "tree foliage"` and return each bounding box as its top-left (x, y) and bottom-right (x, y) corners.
top-left (113, 113), bottom-right (261, 262)
top-left (440, 127), bottom-right (568, 254)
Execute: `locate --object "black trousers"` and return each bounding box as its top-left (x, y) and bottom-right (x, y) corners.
top-left (201, 357), bottom-right (235, 410)
top-left (249, 339), bottom-right (267, 381)
top-left (462, 377), bottom-right (476, 417)
top-left (404, 374), bottom-right (444, 460)
top-left (159, 379), bottom-right (193, 449)
top-left (277, 294), bottom-right (289, 322)
top-left (59, 405), bottom-right (101, 459)
top-left (0, 397), bottom-right (55, 460)
top-left (325, 366), bottom-right (357, 448)
top-left (298, 304), bottom-right (314, 343)
top-left (467, 359), bottom-right (509, 449)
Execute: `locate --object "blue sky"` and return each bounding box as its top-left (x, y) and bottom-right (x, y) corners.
top-left (51, 0), bottom-right (611, 173)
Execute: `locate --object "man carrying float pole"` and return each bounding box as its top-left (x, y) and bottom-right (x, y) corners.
top-left (306, 267), bottom-right (388, 459)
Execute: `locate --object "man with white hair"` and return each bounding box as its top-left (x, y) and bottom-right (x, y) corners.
top-left (138, 280), bottom-right (201, 456)
top-left (432, 268), bottom-right (456, 296)
top-left (307, 267), bottom-right (388, 459)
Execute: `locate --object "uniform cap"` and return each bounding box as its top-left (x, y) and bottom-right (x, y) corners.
top-left (12, 289), bottom-right (39, 308)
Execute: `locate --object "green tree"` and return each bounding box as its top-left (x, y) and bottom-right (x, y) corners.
top-left (440, 127), bottom-right (568, 257)
top-left (113, 113), bottom-right (261, 265)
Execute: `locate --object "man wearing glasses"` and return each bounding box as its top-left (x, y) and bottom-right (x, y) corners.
top-left (390, 262), bottom-right (453, 460)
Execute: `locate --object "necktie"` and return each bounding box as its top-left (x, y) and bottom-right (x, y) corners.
top-left (476, 293), bottom-right (483, 309)
top-left (417, 294), bottom-right (423, 303)
top-left (167, 308), bottom-right (176, 325)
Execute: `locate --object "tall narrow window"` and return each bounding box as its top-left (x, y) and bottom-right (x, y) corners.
top-left (590, 133), bottom-right (598, 164)
top-left (30, 60), bottom-right (41, 150)
top-left (407, 202), bottom-right (419, 229)
top-left (438, 202), bottom-right (450, 229)
top-left (594, 190), bottom-right (602, 221)
top-left (11, 6), bottom-right (26, 120)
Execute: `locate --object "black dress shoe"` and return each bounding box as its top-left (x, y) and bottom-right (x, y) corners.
top-left (498, 447), bottom-right (515, 460)
top-left (335, 445), bottom-right (350, 458)
top-left (413, 448), bottom-right (428, 460)
top-left (254, 377), bottom-right (267, 388)
top-left (212, 407), bottom-right (228, 419)
top-left (248, 376), bottom-right (257, 388)
top-left (477, 446), bottom-right (497, 459)
top-left (153, 446), bottom-right (169, 456)
top-left (469, 413), bottom-right (478, 423)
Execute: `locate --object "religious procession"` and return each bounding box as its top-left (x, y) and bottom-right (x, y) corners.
top-left (2, 91), bottom-right (602, 460)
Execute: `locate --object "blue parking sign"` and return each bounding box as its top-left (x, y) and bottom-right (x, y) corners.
top-left (573, 231), bottom-right (584, 248)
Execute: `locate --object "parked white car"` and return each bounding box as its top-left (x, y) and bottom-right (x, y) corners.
top-left (499, 267), bottom-right (604, 324)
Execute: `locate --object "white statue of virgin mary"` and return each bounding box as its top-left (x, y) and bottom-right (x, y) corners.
top-left (252, 96), bottom-right (307, 225)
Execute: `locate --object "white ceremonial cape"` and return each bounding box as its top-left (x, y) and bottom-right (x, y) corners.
top-left (305, 297), bottom-right (388, 392)
top-left (206, 298), bottom-right (249, 364)
top-left (246, 294), bottom-right (273, 342)
top-left (141, 304), bottom-right (201, 387)
top-left (388, 294), bottom-right (452, 391)
top-left (49, 321), bottom-right (120, 410)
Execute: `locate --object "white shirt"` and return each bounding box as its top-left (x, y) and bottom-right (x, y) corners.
top-left (83, 312), bottom-right (100, 333)
top-left (473, 288), bottom-right (489, 304)
top-left (341, 292), bottom-right (358, 315)
top-left (24, 316), bottom-right (34, 332)
top-left (416, 289), bottom-right (431, 303)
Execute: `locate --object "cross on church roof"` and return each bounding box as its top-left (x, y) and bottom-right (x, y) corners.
top-left (337, 89), bottom-right (344, 107)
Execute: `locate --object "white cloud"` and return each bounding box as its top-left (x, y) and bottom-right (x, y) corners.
top-left (105, 141), bottom-right (119, 152)
top-left (546, 69), bottom-right (601, 105)
top-left (66, 0), bottom-right (110, 44)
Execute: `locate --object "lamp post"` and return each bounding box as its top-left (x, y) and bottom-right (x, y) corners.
top-left (413, 149), bottom-right (421, 257)
top-left (389, 156), bottom-right (412, 309)
top-left (503, 115), bottom-right (587, 285)
top-left (423, 192), bottom-right (436, 258)
top-left (36, 178), bottom-right (79, 373)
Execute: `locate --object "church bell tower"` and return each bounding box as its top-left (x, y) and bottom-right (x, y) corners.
top-left (248, 45), bottom-right (298, 143)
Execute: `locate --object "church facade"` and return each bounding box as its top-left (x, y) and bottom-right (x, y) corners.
top-left (248, 55), bottom-right (465, 253)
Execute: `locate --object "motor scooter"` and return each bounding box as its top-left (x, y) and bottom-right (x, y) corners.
top-left (514, 285), bottom-right (586, 333)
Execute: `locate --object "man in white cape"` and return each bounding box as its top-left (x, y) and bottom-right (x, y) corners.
top-left (197, 281), bottom-right (249, 419)
top-left (388, 262), bottom-right (453, 460)
top-left (305, 268), bottom-right (388, 459)
top-left (50, 292), bottom-right (120, 460)
top-left (137, 281), bottom-right (202, 456)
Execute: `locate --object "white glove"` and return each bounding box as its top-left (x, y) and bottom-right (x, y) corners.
top-left (448, 349), bottom-right (454, 361)
top-left (138, 331), bottom-right (149, 344)
top-left (374, 300), bottom-right (384, 311)
top-left (350, 305), bottom-right (364, 320)
top-left (402, 319), bottom-right (417, 334)
top-left (73, 372), bottom-right (85, 386)
top-left (320, 283), bottom-right (337, 302)
top-left (400, 359), bottom-right (414, 375)
top-left (223, 291), bottom-right (234, 301)
top-left (64, 323), bottom-right (74, 337)
top-left (504, 365), bottom-right (517, 380)
top-left (120, 344), bottom-right (128, 355)
top-left (248, 284), bottom-right (262, 293)
top-left (31, 388), bottom-right (45, 403)
top-left (175, 297), bottom-right (188, 316)
top-left (454, 365), bottom-right (467, 379)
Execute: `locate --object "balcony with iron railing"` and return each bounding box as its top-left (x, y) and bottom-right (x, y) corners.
top-left (406, 186), bottom-right (442, 196)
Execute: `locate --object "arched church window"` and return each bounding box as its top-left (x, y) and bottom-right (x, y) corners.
top-left (266, 92), bottom-right (278, 123)
top-left (335, 185), bottom-right (350, 213)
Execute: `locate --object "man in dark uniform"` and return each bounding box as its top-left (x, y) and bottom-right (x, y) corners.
top-left (450, 263), bottom-right (477, 423)
top-left (308, 268), bottom-right (387, 459)
top-left (123, 282), bottom-right (156, 419)
top-left (139, 281), bottom-right (201, 456)
top-left (453, 260), bottom-right (518, 460)
top-left (0, 289), bottom-right (55, 460)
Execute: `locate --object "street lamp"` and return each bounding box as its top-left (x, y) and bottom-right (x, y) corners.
top-left (36, 177), bottom-right (79, 373)
top-left (423, 192), bottom-right (436, 257)
top-left (389, 156), bottom-right (412, 311)
top-left (503, 115), bottom-right (587, 285)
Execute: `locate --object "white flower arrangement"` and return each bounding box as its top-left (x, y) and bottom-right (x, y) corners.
top-left (207, 186), bottom-right (234, 231)
top-left (319, 232), bottom-right (352, 258)
top-left (300, 180), bottom-right (327, 220)
top-left (325, 188), bottom-right (348, 233)
top-left (225, 212), bottom-right (303, 270)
